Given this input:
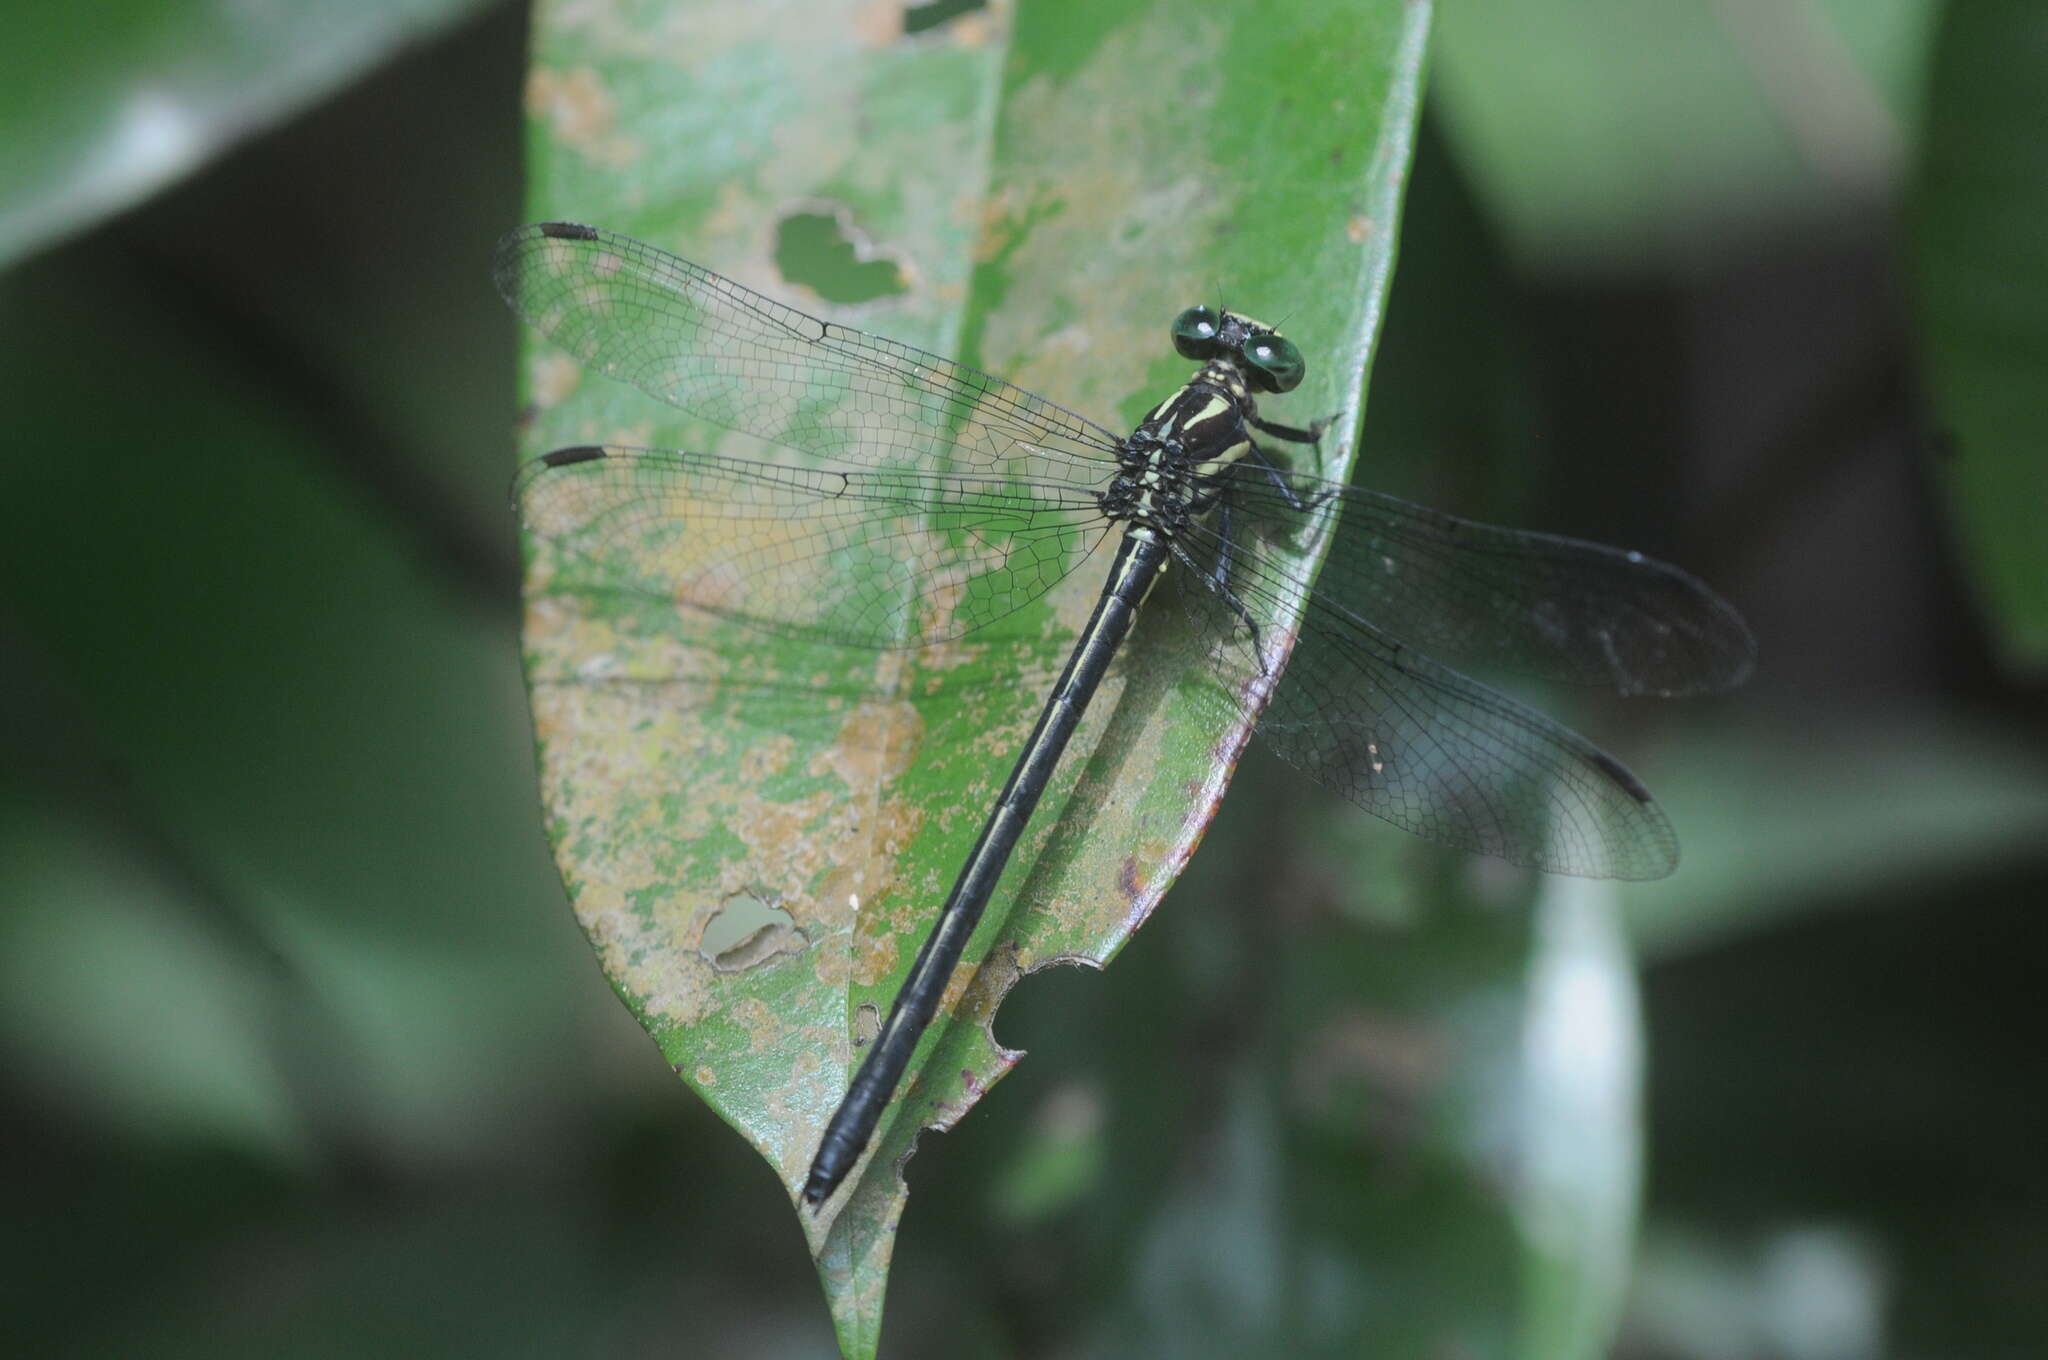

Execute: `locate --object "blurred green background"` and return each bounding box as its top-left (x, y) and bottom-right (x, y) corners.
top-left (3, 1), bottom-right (2044, 1357)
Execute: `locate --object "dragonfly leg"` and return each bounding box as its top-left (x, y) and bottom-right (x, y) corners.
top-left (1248, 412), bottom-right (1331, 447)
top-left (1183, 498), bottom-right (1269, 672)
top-left (1243, 441), bottom-right (1336, 514)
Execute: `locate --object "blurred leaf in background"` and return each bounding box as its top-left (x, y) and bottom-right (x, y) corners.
top-left (0, 0), bottom-right (497, 268)
top-left (1909, 0), bottom-right (2048, 671)
top-left (1431, 0), bottom-right (1937, 274)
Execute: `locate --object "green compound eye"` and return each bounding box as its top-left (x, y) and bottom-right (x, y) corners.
top-left (1242, 332), bottom-right (1304, 393)
top-left (1171, 305), bottom-right (1222, 360)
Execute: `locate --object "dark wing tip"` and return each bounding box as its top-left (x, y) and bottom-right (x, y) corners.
top-left (1586, 747), bottom-right (1681, 880)
top-left (491, 222), bottom-right (603, 304)
top-left (508, 445), bottom-right (611, 510)
top-left (1587, 748), bottom-right (1654, 805)
top-left (1572, 745), bottom-right (1671, 880)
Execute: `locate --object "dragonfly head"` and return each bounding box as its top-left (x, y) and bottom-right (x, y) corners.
top-left (1169, 305), bottom-right (1305, 394)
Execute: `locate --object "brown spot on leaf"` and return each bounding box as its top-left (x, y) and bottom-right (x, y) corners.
top-left (850, 919), bottom-right (902, 988)
top-left (729, 997), bottom-right (791, 1055)
top-left (1118, 854), bottom-right (1144, 901)
top-left (528, 352), bottom-right (581, 408)
top-left (525, 66), bottom-right (641, 168)
top-left (817, 699), bottom-right (923, 787)
top-left (851, 0), bottom-right (902, 45)
top-left (738, 732), bottom-right (796, 784)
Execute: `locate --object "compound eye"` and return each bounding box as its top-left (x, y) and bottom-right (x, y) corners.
top-left (1242, 333), bottom-right (1305, 393)
top-left (1171, 305), bottom-right (1222, 360)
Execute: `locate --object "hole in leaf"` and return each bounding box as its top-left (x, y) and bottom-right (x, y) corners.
top-left (775, 205), bottom-right (907, 305)
top-left (854, 1002), bottom-right (882, 1047)
top-left (700, 891), bottom-right (803, 973)
top-left (904, 0), bottom-right (986, 35)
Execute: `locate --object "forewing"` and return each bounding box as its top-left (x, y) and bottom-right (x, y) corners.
top-left (518, 446), bottom-right (1109, 648)
top-left (1230, 476), bottom-right (1756, 696)
top-left (493, 223), bottom-right (1122, 485)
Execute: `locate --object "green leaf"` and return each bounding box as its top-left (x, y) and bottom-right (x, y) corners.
top-left (510, 0), bottom-right (1431, 1351)
top-left (0, 0), bottom-right (492, 268)
top-left (1431, 0), bottom-right (1937, 272)
top-left (1909, 0), bottom-right (2048, 671)
top-left (0, 798), bottom-right (301, 1154)
top-left (1623, 714), bottom-right (2048, 958)
top-left (0, 237), bottom-right (577, 1169)
top-left (1082, 801), bottom-right (1640, 1356)
top-left (1291, 828), bottom-right (1641, 1358)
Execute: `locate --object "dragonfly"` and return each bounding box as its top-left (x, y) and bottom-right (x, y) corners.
top-left (493, 221), bottom-right (1755, 1209)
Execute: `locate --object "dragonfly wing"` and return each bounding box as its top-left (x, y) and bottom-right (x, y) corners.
top-left (1229, 476), bottom-right (1755, 696)
top-left (494, 223), bottom-right (1122, 486)
top-left (518, 445), bottom-right (1109, 648)
top-left (1172, 515), bottom-right (1681, 879)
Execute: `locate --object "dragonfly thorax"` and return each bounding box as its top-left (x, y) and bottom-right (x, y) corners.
top-left (1098, 379), bottom-right (1255, 531)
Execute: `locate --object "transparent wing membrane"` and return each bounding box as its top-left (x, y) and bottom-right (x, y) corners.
top-left (1228, 476), bottom-right (1757, 696)
top-left (494, 223), bottom-right (1122, 485)
top-left (518, 446), bottom-right (1109, 648)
